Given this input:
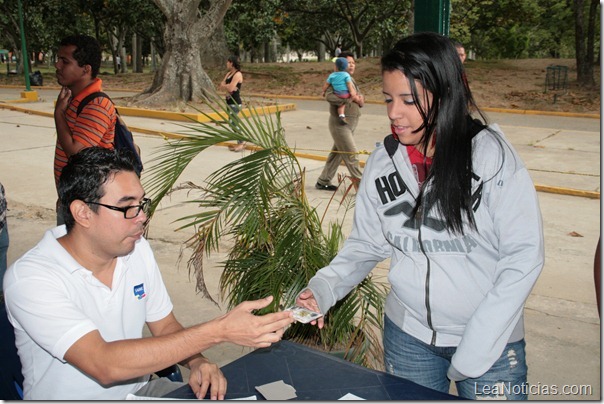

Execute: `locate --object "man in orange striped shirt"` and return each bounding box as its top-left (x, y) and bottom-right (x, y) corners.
top-left (53, 35), bottom-right (116, 224)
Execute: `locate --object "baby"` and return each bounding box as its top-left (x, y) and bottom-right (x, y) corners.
top-left (322, 57), bottom-right (360, 125)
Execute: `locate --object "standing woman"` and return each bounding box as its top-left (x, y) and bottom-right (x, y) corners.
top-left (315, 51), bottom-right (364, 191)
top-left (219, 55), bottom-right (244, 152)
top-left (296, 32), bottom-right (544, 399)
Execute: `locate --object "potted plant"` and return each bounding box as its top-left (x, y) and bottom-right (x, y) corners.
top-left (144, 94), bottom-right (387, 369)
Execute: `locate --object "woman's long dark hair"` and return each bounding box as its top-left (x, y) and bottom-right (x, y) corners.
top-left (228, 55), bottom-right (241, 71)
top-left (381, 32), bottom-right (487, 235)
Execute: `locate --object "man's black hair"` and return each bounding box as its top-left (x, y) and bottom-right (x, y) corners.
top-left (59, 34), bottom-right (102, 78)
top-left (58, 147), bottom-right (137, 231)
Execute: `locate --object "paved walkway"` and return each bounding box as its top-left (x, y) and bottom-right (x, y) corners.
top-left (0, 86), bottom-right (600, 399)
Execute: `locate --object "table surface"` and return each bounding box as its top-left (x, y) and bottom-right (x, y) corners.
top-left (165, 340), bottom-right (460, 400)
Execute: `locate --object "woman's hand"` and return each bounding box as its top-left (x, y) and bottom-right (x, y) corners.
top-left (295, 289), bottom-right (324, 328)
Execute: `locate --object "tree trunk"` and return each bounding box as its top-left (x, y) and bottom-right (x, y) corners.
top-left (318, 38), bottom-right (325, 62)
top-left (134, 0), bottom-right (232, 108)
top-left (573, 0), bottom-right (597, 87)
top-left (107, 25), bottom-right (128, 74)
top-left (150, 39), bottom-right (158, 71)
top-left (120, 46), bottom-right (128, 73)
top-left (584, 0), bottom-right (598, 84)
top-left (133, 33), bottom-right (143, 73)
top-left (263, 42), bottom-right (270, 62)
top-left (200, 23), bottom-right (230, 68)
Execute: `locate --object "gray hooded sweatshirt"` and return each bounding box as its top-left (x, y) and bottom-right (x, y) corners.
top-left (306, 124), bottom-right (544, 380)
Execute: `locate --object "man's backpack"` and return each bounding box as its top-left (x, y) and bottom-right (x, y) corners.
top-left (76, 91), bottom-right (144, 174)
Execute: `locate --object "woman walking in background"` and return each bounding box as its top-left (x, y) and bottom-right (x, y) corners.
top-left (219, 55), bottom-right (244, 152)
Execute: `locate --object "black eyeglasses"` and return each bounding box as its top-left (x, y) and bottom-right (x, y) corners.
top-left (84, 198), bottom-right (151, 219)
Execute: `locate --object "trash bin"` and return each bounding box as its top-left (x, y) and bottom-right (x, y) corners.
top-left (544, 65), bottom-right (568, 93)
top-left (29, 70), bottom-right (43, 86)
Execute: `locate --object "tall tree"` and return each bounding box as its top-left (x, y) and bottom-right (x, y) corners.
top-left (532, 0), bottom-right (574, 58)
top-left (224, 0), bottom-right (279, 62)
top-left (0, 0), bottom-right (26, 73)
top-left (280, 0), bottom-right (409, 58)
top-left (65, 0), bottom-right (137, 73)
top-left (334, 0), bottom-right (408, 57)
top-left (451, 0), bottom-right (543, 59)
top-left (133, 0), bottom-right (232, 108)
top-left (1, 0), bottom-right (89, 73)
top-left (572, 0), bottom-right (598, 87)
top-left (200, 23), bottom-right (230, 68)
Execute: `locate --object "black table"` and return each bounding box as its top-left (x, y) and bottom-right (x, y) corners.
top-left (164, 340), bottom-right (460, 400)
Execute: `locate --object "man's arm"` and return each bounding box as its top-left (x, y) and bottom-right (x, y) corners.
top-left (54, 87), bottom-right (86, 156)
top-left (147, 312), bottom-right (226, 400)
top-left (63, 296), bottom-right (293, 386)
top-left (146, 311), bottom-right (206, 367)
top-left (54, 88), bottom-right (115, 156)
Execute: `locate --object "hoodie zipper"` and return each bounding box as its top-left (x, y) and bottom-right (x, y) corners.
top-left (416, 204), bottom-right (437, 346)
top-left (388, 142), bottom-right (437, 345)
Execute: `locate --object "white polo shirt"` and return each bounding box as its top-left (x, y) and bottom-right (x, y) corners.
top-left (3, 226), bottom-right (174, 400)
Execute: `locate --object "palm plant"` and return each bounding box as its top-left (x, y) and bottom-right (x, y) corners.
top-left (143, 94), bottom-right (387, 369)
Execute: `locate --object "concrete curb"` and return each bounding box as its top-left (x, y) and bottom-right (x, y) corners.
top-left (115, 103), bottom-right (296, 123)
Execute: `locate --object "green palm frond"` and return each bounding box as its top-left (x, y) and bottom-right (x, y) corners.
top-left (143, 91), bottom-right (386, 369)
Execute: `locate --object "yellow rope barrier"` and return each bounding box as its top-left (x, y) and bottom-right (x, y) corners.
top-left (529, 168), bottom-right (598, 177)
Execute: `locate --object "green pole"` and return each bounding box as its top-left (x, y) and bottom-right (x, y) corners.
top-left (17, 0), bottom-right (31, 91)
top-left (414, 0), bottom-right (450, 35)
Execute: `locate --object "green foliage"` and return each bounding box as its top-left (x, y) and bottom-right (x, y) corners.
top-left (278, 0), bottom-right (411, 57)
top-left (0, 0), bottom-right (163, 71)
top-left (450, 0), bottom-right (587, 59)
top-left (143, 93), bottom-right (387, 369)
top-left (224, 0), bottom-right (280, 56)
top-left (0, 0), bottom-right (595, 78)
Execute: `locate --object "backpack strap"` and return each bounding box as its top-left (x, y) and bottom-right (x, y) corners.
top-left (76, 91), bottom-right (110, 116)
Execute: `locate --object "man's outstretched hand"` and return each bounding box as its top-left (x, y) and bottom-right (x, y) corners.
top-left (217, 296), bottom-right (295, 348)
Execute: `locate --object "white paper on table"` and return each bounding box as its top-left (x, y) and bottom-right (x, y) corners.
top-left (126, 393), bottom-right (257, 400)
top-left (126, 393), bottom-right (184, 400)
top-left (338, 392), bottom-right (366, 400)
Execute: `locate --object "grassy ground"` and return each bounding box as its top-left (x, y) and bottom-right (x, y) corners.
top-left (1, 57), bottom-right (599, 114)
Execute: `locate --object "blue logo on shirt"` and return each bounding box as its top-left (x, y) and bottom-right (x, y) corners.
top-left (133, 283), bottom-right (147, 300)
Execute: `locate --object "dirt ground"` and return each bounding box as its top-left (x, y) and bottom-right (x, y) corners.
top-left (141, 58), bottom-right (602, 115)
top-left (1, 57), bottom-right (599, 114)
top-left (239, 58), bottom-right (600, 114)
top-left (234, 58), bottom-right (600, 114)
